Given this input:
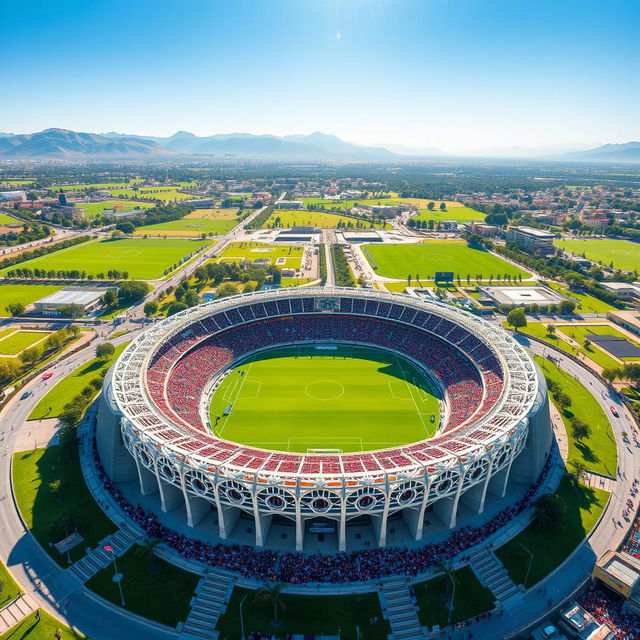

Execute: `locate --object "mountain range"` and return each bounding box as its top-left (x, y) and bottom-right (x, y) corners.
top-left (0, 128), bottom-right (639, 162)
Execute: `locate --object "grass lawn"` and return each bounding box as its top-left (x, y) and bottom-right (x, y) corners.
top-left (496, 476), bottom-right (609, 588)
top-left (415, 566), bottom-right (495, 628)
top-left (216, 242), bottom-right (304, 268)
top-left (0, 213), bottom-right (21, 225)
top-left (0, 238), bottom-right (208, 280)
top-left (73, 200), bottom-right (154, 219)
top-left (413, 206), bottom-right (485, 224)
top-left (85, 547), bottom-right (199, 628)
top-left (513, 322), bottom-right (620, 370)
top-left (0, 560), bottom-right (22, 608)
top-left (555, 324), bottom-right (631, 367)
top-left (184, 208), bottom-right (238, 220)
top-left (301, 197), bottom-right (461, 210)
top-left (281, 277), bottom-right (314, 287)
top-left (0, 284), bottom-right (63, 315)
top-left (555, 238), bottom-right (640, 273)
top-left (109, 187), bottom-right (194, 201)
top-left (54, 180), bottom-right (142, 191)
top-left (264, 209), bottom-right (389, 229)
top-left (547, 283), bottom-right (617, 314)
top-left (0, 609), bottom-right (84, 640)
top-left (535, 356), bottom-right (617, 477)
top-left (0, 331), bottom-right (49, 356)
top-left (383, 282), bottom-right (410, 293)
top-left (211, 345), bottom-right (440, 453)
top-left (133, 216), bottom-right (237, 237)
top-left (364, 242), bottom-right (530, 281)
top-left (13, 444), bottom-right (117, 564)
top-left (29, 343), bottom-right (127, 420)
top-left (216, 587), bottom-right (389, 640)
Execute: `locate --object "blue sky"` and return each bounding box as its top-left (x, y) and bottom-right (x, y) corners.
top-left (1, 0), bottom-right (638, 153)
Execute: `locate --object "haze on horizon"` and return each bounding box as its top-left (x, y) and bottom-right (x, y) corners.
top-left (1, 0), bottom-right (638, 155)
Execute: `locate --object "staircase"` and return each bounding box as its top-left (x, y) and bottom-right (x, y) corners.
top-left (380, 576), bottom-right (423, 640)
top-left (179, 568), bottom-right (235, 640)
top-left (471, 547), bottom-right (520, 602)
top-left (0, 595), bottom-right (38, 633)
top-left (67, 527), bottom-right (138, 583)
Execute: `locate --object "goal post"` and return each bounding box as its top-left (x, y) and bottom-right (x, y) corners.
top-left (307, 448), bottom-right (343, 454)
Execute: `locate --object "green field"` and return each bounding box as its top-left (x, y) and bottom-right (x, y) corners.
top-left (535, 356), bottom-right (617, 477)
top-left (301, 197), bottom-right (462, 211)
top-left (133, 214), bottom-right (238, 237)
top-left (74, 200), bottom-right (154, 219)
top-left (557, 324), bottom-right (639, 365)
top-left (217, 587), bottom-right (389, 640)
top-left (364, 242), bottom-right (531, 281)
top-left (496, 476), bottom-right (608, 588)
top-left (109, 187), bottom-right (194, 201)
top-left (555, 238), bottom-right (640, 272)
top-left (54, 180), bottom-right (142, 191)
top-left (210, 345), bottom-right (440, 453)
top-left (1, 609), bottom-right (84, 640)
top-left (546, 282), bottom-right (616, 314)
top-left (0, 238), bottom-right (208, 280)
top-left (216, 242), bottom-right (304, 267)
top-left (0, 284), bottom-right (63, 314)
top-left (29, 343), bottom-right (127, 419)
top-left (413, 206), bottom-right (485, 224)
top-left (0, 559), bottom-right (21, 608)
top-left (0, 213), bottom-right (21, 225)
top-left (264, 209), bottom-right (390, 229)
top-left (0, 330), bottom-right (49, 356)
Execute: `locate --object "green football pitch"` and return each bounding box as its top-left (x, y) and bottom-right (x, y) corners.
top-left (554, 238), bottom-right (640, 273)
top-left (210, 345), bottom-right (441, 453)
top-left (363, 242), bottom-right (531, 281)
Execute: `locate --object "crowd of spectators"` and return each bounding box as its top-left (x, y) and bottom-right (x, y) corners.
top-left (94, 449), bottom-right (550, 584)
top-left (578, 587), bottom-right (640, 640)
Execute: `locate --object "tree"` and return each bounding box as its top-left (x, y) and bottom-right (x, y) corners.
top-left (216, 283), bottom-right (239, 298)
top-left (546, 324), bottom-right (556, 336)
top-left (533, 493), bottom-right (564, 528)
top-left (254, 582), bottom-right (286, 626)
top-left (57, 304), bottom-right (84, 318)
top-left (0, 359), bottom-right (20, 386)
top-left (101, 289), bottom-right (118, 307)
top-left (5, 302), bottom-right (25, 317)
top-left (558, 299), bottom-right (577, 315)
top-left (465, 233), bottom-right (484, 249)
top-left (602, 368), bottom-right (619, 385)
top-left (439, 202), bottom-right (446, 210)
top-left (118, 280), bottom-right (150, 303)
top-left (555, 392), bottom-right (572, 411)
top-left (427, 201), bottom-right (435, 211)
top-left (436, 561), bottom-right (457, 621)
top-left (19, 345), bottom-right (42, 366)
top-left (183, 290), bottom-right (199, 307)
top-left (167, 301), bottom-right (187, 316)
top-left (568, 460), bottom-right (588, 486)
top-left (143, 300), bottom-right (159, 317)
top-left (96, 342), bottom-right (116, 360)
top-left (134, 537), bottom-right (162, 573)
top-left (115, 221), bottom-right (135, 234)
top-left (570, 417), bottom-right (591, 441)
top-left (506, 307), bottom-right (527, 331)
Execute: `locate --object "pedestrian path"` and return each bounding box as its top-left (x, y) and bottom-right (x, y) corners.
top-left (470, 547), bottom-right (520, 603)
top-left (380, 576), bottom-right (423, 640)
top-left (583, 472), bottom-right (616, 492)
top-left (66, 527), bottom-right (139, 584)
top-left (178, 568), bottom-right (235, 640)
top-left (0, 594), bottom-right (38, 633)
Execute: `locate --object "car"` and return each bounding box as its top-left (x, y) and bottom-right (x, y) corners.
top-left (20, 390), bottom-right (32, 400)
top-left (42, 372), bottom-right (53, 380)
top-left (610, 406), bottom-right (619, 417)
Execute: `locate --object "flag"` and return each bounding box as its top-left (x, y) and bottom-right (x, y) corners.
top-left (103, 545), bottom-right (113, 552)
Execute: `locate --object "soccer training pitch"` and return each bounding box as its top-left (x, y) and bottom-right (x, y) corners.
top-left (0, 238), bottom-right (209, 280)
top-left (263, 209), bottom-right (390, 229)
top-left (412, 206), bottom-right (485, 224)
top-left (363, 242), bottom-right (531, 280)
top-left (210, 345), bottom-right (441, 453)
top-left (554, 238), bottom-right (640, 273)
top-left (215, 242), bottom-right (304, 267)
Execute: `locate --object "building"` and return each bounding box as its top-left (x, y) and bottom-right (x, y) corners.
top-left (33, 287), bottom-right (112, 315)
top-left (97, 287), bottom-right (551, 553)
top-left (608, 309), bottom-right (640, 337)
top-left (558, 602), bottom-right (615, 639)
top-left (579, 208), bottom-right (610, 228)
top-left (600, 282), bottom-right (640, 299)
top-left (275, 200), bottom-right (304, 209)
top-left (0, 191), bottom-right (26, 202)
top-left (507, 226), bottom-right (555, 255)
top-left (478, 285), bottom-right (566, 307)
top-left (353, 203), bottom-right (406, 218)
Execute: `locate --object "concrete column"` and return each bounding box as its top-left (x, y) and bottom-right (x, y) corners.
top-left (372, 497), bottom-right (390, 547)
top-left (414, 477), bottom-right (434, 540)
top-left (401, 508), bottom-right (422, 539)
top-left (477, 455), bottom-right (495, 514)
top-left (432, 496), bottom-right (455, 527)
top-left (218, 505), bottom-right (240, 539)
top-left (448, 471), bottom-right (465, 528)
top-left (185, 494), bottom-right (212, 528)
top-left (135, 457), bottom-right (158, 496)
top-left (295, 499), bottom-right (304, 551)
top-left (158, 478), bottom-right (183, 513)
top-left (254, 512), bottom-right (273, 547)
top-left (338, 497), bottom-right (347, 552)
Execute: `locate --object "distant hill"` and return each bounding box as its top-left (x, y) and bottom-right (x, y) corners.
top-left (0, 129), bottom-right (175, 158)
top-left (104, 130), bottom-right (399, 160)
top-left (563, 142), bottom-right (640, 163)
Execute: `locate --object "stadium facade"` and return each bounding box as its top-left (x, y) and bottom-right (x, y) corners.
top-left (97, 287), bottom-right (552, 552)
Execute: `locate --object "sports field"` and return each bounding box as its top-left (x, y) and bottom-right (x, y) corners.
top-left (215, 242), bottom-right (304, 267)
top-left (0, 284), bottom-right (63, 315)
top-left (0, 330), bottom-right (49, 356)
top-left (301, 197), bottom-right (462, 210)
top-left (363, 242), bottom-right (531, 281)
top-left (184, 208), bottom-right (238, 220)
top-left (74, 200), bottom-right (154, 218)
top-left (413, 206), bottom-right (485, 224)
top-left (264, 209), bottom-right (389, 229)
top-left (109, 187), bottom-right (194, 201)
top-left (54, 180), bottom-right (143, 191)
top-left (133, 213), bottom-right (238, 237)
top-left (555, 238), bottom-right (640, 272)
top-left (0, 238), bottom-right (208, 280)
top-left (210, 345), bottom-right (440, 453)
top-left (0, 213), bottom-right (20, 225)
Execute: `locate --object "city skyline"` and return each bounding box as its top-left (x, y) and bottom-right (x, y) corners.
top-left (1, 0), bottom-right (639, 154)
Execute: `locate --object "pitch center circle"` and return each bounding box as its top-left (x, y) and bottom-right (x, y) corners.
top-left (304, 380), bottom-right (345, 400)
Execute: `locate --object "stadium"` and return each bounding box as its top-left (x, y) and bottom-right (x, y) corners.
top-left (96, 287), bottom-right (552, 556)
